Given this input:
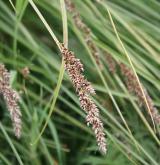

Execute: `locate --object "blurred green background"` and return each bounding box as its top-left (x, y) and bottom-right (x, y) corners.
top-left (0, 0), bottom-right (160, 164)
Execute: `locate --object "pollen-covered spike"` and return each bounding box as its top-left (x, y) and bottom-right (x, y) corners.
top-left (0, 64), bottom-right (22, 138)
top-left (61, 44), bottom-right (107, 154)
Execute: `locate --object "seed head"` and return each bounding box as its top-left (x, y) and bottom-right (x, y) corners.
top-left (64, 0), bottom-right (102, 69)
top-left (120, 63), bottom-right (160, 125)
top-left (61, 44), bottom-right (107, 154)
top-left (104, 51), bottom-right (117, 74)
top-left (0, 64), bottom-right (22, 138)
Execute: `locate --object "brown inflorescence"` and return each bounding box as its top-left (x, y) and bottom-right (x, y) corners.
top-left (104, 51), bottom-right (117, 74)
top-left (61, 44), bottom-right (107, 154)
top-left (64, 0), bottom-right (102, 69)
top-left (0, 64), bottom-right (22, 138)
top-left (120, 63), bottom-right (160, 125)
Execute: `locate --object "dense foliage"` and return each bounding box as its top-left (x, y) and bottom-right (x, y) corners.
top-left (0, 0), bottom-right (160, 164)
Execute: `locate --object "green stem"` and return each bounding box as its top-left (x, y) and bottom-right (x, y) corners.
top-left (30, 60), bottom-right (65, 145)
top-left (0, 123), bottom-right (24, 165)
top-left (30, 0), bottom-right (67, 145)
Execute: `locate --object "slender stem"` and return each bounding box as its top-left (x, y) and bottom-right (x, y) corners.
top-left (13, 1), bottom-right (28, 68)
top-left (60, 0), bottom-right (68, 47)
top-left (8, 0), bottom-right (16, 13)
top-left (31, 60), bottom-right (65, 145)
top-left (28, 0), bottom-right (62, 51)
top-left (107, 9), bottom-right (156, 132)
top-left (30, 0), bottom-right (67, 145)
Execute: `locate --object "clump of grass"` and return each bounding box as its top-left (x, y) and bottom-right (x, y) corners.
top-left (28, 0), bottom-right (106, 154)
top-left (0, 0), bottom-right (160, 164)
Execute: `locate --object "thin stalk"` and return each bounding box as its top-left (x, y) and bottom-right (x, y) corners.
top-left (13, 0), bottom-right (28, 68)
top-left (8, 0), bottom-right (16, 13)
top-left (107, 9), bottom-right (156, 132)
top-left (30, 0), bottom-right (67, 145)
top-left (28, 0), bottom-right (61, 50)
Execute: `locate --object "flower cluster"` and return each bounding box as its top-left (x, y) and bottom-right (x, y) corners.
top-left (0, 64), bottom-right (22, 138)
top-left (64, 0), bottom-right (102, 69)
top-left (120, 63), bottom-right (160, 125)
top-left (61, 44), bottom-right (107, 154)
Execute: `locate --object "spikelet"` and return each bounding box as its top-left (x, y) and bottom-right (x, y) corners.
top-left (61, 44), bottom-right (107, 154)
top-left (104, 51), bottom-right (117, 74)
top-left (64, 0), bottom-right (102, 69)
top-left (0, 64), bottom-right (22, 138)
top-left (120, 63), bottom-right (160, 125)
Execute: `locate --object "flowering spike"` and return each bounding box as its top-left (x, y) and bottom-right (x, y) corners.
top-left (120, 63), bottom-right (160, 125)
top-left (61, 44), bottom-right (107, 154)
top-left (64, 0), bottom-right (102, 69)
top-left (0, 64), bottom-right (22, 138)
top-left (104, 51), bottom-right (117, 74)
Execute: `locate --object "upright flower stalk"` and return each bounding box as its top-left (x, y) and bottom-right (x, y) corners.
top-left (61, 44), bottom-right (107, 154)
top-left (0, 64), bottom-right (22, 138)
top-left (64, 0), bottom-right (102, 69)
